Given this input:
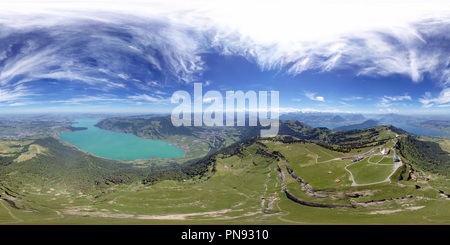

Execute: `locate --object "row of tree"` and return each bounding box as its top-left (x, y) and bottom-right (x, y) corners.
top-left (398, 135), bottom-right (450, 177)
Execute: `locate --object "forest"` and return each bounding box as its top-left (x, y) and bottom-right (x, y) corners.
top-left (398, 135), bottom-right (450, 177)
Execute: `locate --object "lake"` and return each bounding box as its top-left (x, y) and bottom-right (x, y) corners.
top-left (382, 121), bottom-right (450, 137)
top-left (60, 119), bottom-right (185, 160)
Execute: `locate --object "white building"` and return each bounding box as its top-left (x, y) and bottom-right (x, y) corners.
top-left (381, 148), bottom-right (390, 155)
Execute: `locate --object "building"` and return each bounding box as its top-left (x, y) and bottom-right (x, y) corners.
top-left (381, 148), bottom-right (390, 155)
top-left (351, 156), bottom-right (364, 162)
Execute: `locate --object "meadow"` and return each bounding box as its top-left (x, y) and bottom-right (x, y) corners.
top-left (1, 135), bottom-right (449, 225)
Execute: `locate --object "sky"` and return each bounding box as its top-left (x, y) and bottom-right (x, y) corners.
top-left (1, 0), bottom-right (450, 115)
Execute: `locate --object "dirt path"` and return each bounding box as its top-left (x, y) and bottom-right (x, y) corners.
top-left (305, 148), bottom-right (341, 164)
top-left (346, 158), bottom-right (403, 187)
top-left (0, 198), bottom-right (23, 224)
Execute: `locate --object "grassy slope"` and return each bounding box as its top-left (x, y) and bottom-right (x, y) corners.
top-left (1, 135), bottom-right (449, 224)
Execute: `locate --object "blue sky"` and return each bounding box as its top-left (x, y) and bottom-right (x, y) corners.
top-left (1, 0), bottom-right (450, 115)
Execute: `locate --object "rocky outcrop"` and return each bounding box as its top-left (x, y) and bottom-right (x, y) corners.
top-left (284, 189), bottom-right (354, 208)
top-left (352, 195), bottom-right (413, 206)
top-left (0, 198), bottom-right (20, 209)
top-left (438, 190), bottom-right (450, 198)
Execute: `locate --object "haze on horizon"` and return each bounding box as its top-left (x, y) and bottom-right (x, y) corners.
top-left (0, 0), bottom-right (450, 116)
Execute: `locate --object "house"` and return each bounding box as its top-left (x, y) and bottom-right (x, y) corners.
top-left (381, 148), bottom-right (390, 155)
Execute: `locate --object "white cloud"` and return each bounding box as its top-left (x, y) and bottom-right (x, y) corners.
top-left (53, 95), bottom-right (125, 104)
top-left (2, 0), bottom-right (450, 113)
top-left (384, 95), bottom-right (412, 101)
top-left (2, 2), bottom-right (449, 86)
top-left (0, 47), bottom-right (59, 84)
top-left (304, 91), bottom-right (325, 102)
top-left (377, 94), bottom-right (412, 108)
top-left (378, 108), bottom-right (399, 113)
top-left (341, 96), bottom-right (363, 101)
top-left (0, 84), bottom-right (34, 106)
top-left (7, 102), bottom-right (29, 106)
top-left (128, 94), bottom-right (168, 103)
top-left (4, 0), bottom-right (447, 83)
top-left (419, 88), bottom-right (450, 108)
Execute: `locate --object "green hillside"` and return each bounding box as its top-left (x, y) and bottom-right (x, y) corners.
top-left (0, 118), bottom-right (449, 224)
top-left (0, 137), bottom-right (147, 191)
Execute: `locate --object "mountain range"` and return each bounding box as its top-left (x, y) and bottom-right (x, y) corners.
top-left (333, 119), bottom-right (381, 131)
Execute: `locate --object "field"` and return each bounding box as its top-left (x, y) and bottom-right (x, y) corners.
top-left (1, 135), bottom-right (449, 225)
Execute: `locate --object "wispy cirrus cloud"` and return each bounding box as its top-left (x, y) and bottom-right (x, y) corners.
top-left (1, 0), bottom-right (450, 114)
top-left (419, 88), bottom-right (450, 108)
top-left (377, 94), bottom-right (412, 108)
top-left (0, 83), bottom-right (35, 106)
top-left (52, 95), bottom-right (125, 104)
top-left (128, 94), bottom-right (169, 104)
top-left (0, 11), bottom-right (209, 106)
top-left (2, 1), bottom-right (450, 88)
top-left (384, 95), bottom-right (412, 101)
top-left (341, 96), bottom-right (363, 101)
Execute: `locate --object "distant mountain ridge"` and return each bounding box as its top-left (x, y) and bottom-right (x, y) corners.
top-left (377, 113), bottom-right (415, 123)
top-left (96, 116), bottom-right (407, 153)
top-left (279, 112), bottom-right (366, 125)
top-left (333, 119), bottom-right (381, 131)
top-left (95, 116), bottom-right (198, 140)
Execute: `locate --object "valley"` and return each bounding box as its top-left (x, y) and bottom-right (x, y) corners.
top-left (0, 115), bottom-right (449, 224)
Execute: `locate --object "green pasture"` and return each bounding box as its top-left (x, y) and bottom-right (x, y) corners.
top-left (347, 158), bottom-right (395, 184)
top-left (1, 137), bottom-right (449, 225)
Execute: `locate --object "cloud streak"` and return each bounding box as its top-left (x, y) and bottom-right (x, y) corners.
top-left (128, 94), bottom-right (169, 104)
top-left (0, 12), bottom-right (210, 106)
top-left (377, 94), bottom-right (412, 108)
top-left (419, 88), bottom-right (450, 108)
top-left (0, 83), bottom-right (35, 106)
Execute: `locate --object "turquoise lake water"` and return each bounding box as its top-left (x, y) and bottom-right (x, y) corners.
top-left (60, 119), bottom-right (184, 160)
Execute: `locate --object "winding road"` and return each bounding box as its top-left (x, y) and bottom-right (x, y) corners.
top-left (305, 141), bottom-right (403, 187)
top-left (344, 147), bottom-right (403, 187)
